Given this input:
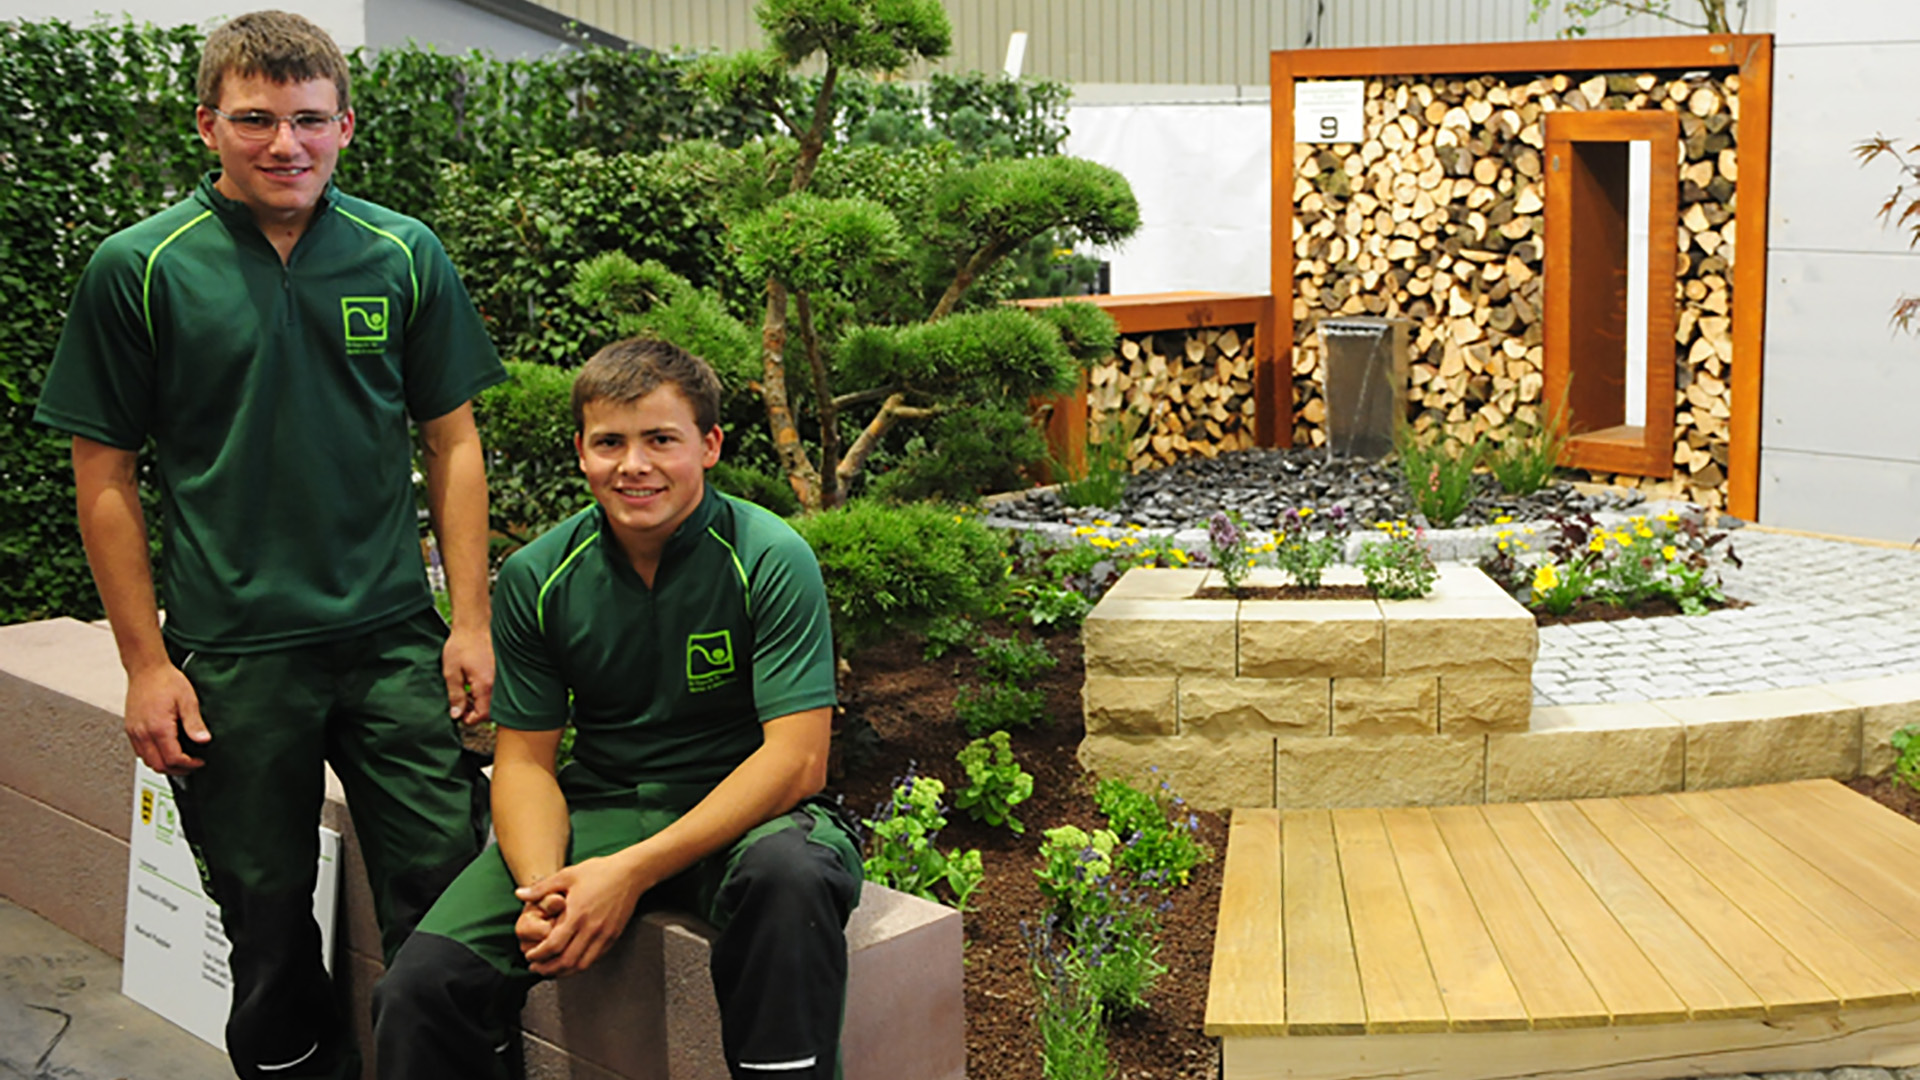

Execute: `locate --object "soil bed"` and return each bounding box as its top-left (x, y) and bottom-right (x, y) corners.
top-left (1195, 584), bottom-right (1375, 601)
top-left (828, 627), bottom-right (1224, 1080)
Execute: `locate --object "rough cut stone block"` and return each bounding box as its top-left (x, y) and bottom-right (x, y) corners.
top-left (1658, 687), bottom-right (1865, 791)
top-left (1381, 594), bottom-right (1536, 678)
top-left (0, 618), bottom-right (134, 838)
top-left (1486, 703), bottom-right (1685, 802)
top-left (524, 887), bottom-right (963, 1080)
top-left (1237, 598), bottom-right (1382, 679)
top-left (1331, 676), bottom-right (1438, 736)
top-left (1102, 566), bottom-right (1209, 601)
top-left (1439, 676), bottom-right (1535, 734)
top-left (1078, 734), bottom-right (1274, 810)
top-left (1181, 677), bottom-right (1330, 737)
top-left (1083, 675), bottom-right (1177, 736)
top-left (1828, 673), bottom-right (1920, 777)
top-left (1273, 735), bottom-right (1485, 810)
top-left (1082, 596), bottom-right (1237, 677)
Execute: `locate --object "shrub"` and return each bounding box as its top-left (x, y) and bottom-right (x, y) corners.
top-left (865, 403), bottom-right (1051, 504)
top-left (954, 731), bottom-right (1035, 833)
top-left (790, 500), bottom-right (1009, 655)
top-left (472, 361), bottom-right (588, 548)
top-left (954, 683), bottom-right (1049, 737)
top-left (862, 773), bottom-right (984, 911)
top-left (974, 634), bottom-right (1057, 684)
top-left (708, 461), bottom-right (802, 518)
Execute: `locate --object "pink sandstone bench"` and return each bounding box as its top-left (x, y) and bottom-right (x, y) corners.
top-left (0, 617), bottom-right (964, 1080)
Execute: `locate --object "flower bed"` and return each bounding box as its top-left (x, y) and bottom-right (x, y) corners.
top-left (1078, 564), bottom-right (1537, 809)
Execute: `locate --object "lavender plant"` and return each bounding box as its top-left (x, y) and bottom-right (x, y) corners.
top-left (1022, 916), bottom-right (1111, 1080)
top-left (862, 772), bottom-right (985, 911)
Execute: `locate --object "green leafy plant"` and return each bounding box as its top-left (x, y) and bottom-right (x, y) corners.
top-left (1035, 825), bottom-right (1119, 917)
top-left (1057, 410), bottom-right (1140, 510)
top-left (1892, 726), bottom-right (1920, 791)
top-left (974, 634), bottom-right (1057, 684)
top-left (1359, 520), bottom-right (1439, 600)
top-left (791, 501), bottom-right (1008, 656)
top-left (1206, 511), bottom-right (1253, 595)
top-left (1271, 505), bottom-right (1350, 589)
top-left (1094, 776), bottom-right (1209, 887)
top-left (861, 773), bottom-right (984, 910)
top-left (1485, 398), bottom-right (1570, 498)
top-left (1395, 422), bottom-right (1484, 527)
top-left (954, 731), bottom-right (1035, 833)
top-left (954, 683), bottom-right (1049, 737)
top-left (1022, 917), bottom-right (1112, 1080)
top-left (920, 612), bottom-right (978, 659)
top-left (1481, 510), bottom-right (1739, 616)
top-left (1033, 825), bottom-right (1167, 1016)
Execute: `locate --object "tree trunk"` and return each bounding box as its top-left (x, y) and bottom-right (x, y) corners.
top-left (795, 291), bottom-right (842, 508)
top-left (929, 241), bottom-right (1007, 322)
top-left (759, 278), bottom-right (822, 510)
top-left (838, 394), bottom-right (936, 489)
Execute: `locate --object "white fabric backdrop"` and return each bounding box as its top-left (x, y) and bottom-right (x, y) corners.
top-left (1065, 100), bottom-right (1274, 296)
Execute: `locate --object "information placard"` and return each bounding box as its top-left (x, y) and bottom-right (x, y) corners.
top-left (1294, 80), bottom-right (1366, 143)
top-left (122, 762), bottom-right (340, 1048)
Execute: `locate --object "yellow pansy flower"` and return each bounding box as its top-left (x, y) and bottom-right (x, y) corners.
top-left (1662, 545), bottom-right (1678, 561)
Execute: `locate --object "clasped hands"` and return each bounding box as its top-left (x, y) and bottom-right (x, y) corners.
top-left (513, 853), bottom-right (648, 978)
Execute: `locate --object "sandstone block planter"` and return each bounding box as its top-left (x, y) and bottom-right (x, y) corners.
top-left (1079, 565), bottom-right (1537, 809)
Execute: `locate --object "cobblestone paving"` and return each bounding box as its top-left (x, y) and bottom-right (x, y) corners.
top-left (1533, 530), bottom-right (1920, 705)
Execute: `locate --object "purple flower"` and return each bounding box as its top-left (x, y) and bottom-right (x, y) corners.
top-left (1208, 511), bottom-right (1240, 549)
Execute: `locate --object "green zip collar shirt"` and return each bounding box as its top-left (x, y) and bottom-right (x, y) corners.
top-left (491, 487), bottom-right (837, 805)
top-left (36, 174), bottom-right (506, 652)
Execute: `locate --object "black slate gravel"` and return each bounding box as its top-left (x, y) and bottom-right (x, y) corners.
top-left (988, 447), bottom-right (1644, 532)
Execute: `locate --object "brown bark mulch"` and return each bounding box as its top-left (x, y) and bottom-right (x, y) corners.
top-left (829, 628), bottom-right (1223, 1080)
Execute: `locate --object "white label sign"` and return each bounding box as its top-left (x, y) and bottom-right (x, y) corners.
top-left (122, 762), bottom-right (340, 1049)
top-left (1295, 80), bottom-right (1366, 143)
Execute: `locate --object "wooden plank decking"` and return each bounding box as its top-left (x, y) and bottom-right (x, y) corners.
top-left (1207, 780), bottom-right (1920, 1080)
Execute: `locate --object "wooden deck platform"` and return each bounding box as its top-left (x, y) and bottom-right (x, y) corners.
top-left (1207, 780), bottom-right (1920, 1080)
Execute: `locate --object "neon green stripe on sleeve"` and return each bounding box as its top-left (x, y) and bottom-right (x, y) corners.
top-left (536, 535), bottom-right (600, 636)
top-left (142, 210), bottom-right (214, 350)
top-left (706, 527), bottom-right (751, 616)
top-left (336, 208), bottom-right (420, 319)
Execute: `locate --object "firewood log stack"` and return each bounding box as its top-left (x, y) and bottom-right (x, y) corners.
top-left (1288, 71), bottom-right (1740, 508)
top-left (1085, 325), bottom-right (1260, 471)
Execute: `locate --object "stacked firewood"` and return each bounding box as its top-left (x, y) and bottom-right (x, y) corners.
top-left (1288, 70), bottom-right (1741, 508)
top-left (1085, 325), bottom-right (1260, 470)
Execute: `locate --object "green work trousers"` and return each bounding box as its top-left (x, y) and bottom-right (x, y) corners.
top-left (372, 785), bottom-right (863, 1080)
top-left (167, 608), bottom-right (489, 1080)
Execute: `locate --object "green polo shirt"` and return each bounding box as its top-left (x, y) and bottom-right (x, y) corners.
top-left (492, 488), bottom-right (837, 804)
top-left (35, 173), bottom-right (505, 653)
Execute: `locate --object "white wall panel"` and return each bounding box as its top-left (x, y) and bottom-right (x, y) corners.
top-left (369, 0), bottom-right (568, 55)
top-left (1763, 250), bottom-right (1920, 461)
top-left (1776, 0), bottom-right (1920, 45)
top-left (0, 1), bottom-right (368, 47)
top-left (1768, 42), bottom-right (1920, 255)
top-left (1065, 101), bottom-right (1270, 295)
top-left (1761, 447), bottom-right (1920, 542)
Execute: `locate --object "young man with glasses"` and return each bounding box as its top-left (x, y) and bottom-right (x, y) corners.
top-left (34, 11), bottom-right (504, 1079)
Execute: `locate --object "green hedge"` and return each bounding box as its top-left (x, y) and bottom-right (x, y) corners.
top-left (0, 19), bottom-right (766, 624)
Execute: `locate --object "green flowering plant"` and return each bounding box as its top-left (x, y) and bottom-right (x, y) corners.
top-left (1481, 510), bottom-right (1738, 616)
top-left (1032, 823), bottom-right (1170, 1015)
top-left (862, 773), bottom-right (985, 911)
top-left (954, 731), bottom-right (1035, 833)
top-left (1207, 510), bottom-right (1253, 595)
top-left (1269, 505), bottom-right (1351, 588)
top-left (1093, 774), bottom-right (1208, 887)
top-left (1358, 519), bottom-right (1438, 599)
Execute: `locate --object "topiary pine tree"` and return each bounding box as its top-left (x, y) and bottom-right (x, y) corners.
top-left (677, 0), bottom-right (1141, 511)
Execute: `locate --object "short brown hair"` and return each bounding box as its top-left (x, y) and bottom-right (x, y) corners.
top-left (198, 11), bottom-right (351, 112)
top-left (571, 338), bottom-right (723, 434)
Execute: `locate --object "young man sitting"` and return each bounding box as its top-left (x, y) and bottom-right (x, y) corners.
top-left (373, 338), bottom-right (862, 1079)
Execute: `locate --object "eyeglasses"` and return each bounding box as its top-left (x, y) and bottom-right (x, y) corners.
top-left (209, 107), bottom-right (344, 141)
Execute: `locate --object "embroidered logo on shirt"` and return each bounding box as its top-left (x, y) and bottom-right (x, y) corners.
top-left (687, 630), bottom-right (736, 692)
top-left (341, 297), bottom-right (389, 354)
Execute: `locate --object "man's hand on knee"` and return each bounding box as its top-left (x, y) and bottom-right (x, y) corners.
top-left (514, 854), bottom-right (646, 977)
top-left (514, 894), bottom-right (563, 960)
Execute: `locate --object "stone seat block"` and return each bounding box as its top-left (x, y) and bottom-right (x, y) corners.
top-left (1658, 686), bottom-right (1864, 791)
top-left (1486, 702), bottom-right (1685, 802)
top-left (1083, 595), bottom-right (1237, 677)
top-left (1102, 566), bottom-right (1210, 601)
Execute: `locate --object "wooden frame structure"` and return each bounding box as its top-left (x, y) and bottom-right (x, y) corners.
top-left (1271, 35), bottom-right (1774, 518)
top-left (1019, 291), bottom-right (1276, 478)
top-left (1543, 109), bottom-right (1680, 477)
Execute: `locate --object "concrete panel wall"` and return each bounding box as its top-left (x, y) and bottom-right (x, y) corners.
top-left (0, 0), bottom-right (369, 48)
top-left (1762, 3), bottom-right (1920, 540)
top-left (367, 0), bottom-right (573, 55)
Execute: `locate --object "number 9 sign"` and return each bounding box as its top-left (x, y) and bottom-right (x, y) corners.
top-left (1295, 80), bottom-right (1364, 144)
